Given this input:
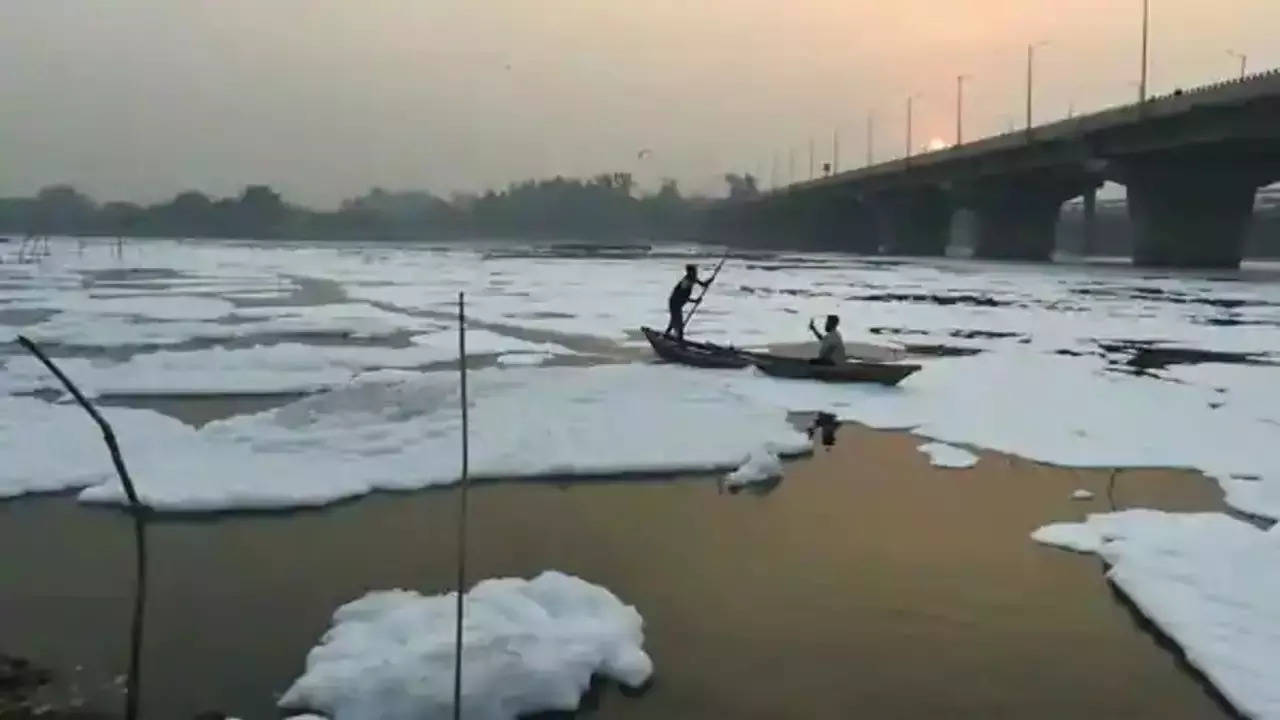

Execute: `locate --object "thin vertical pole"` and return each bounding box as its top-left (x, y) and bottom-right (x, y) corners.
top-left (1026, 44), bottom-right (1034, 130)
top-left (832, 130), bottom-right (840, 174)
top-left (808, 138), bottom-right (815, 180)
top-left (788, 147), bottom-right (795, 184)
top-left (956, 75), bottom-right (966, 145)
top-left (866, 112), bottom-right (874, 167)
top-left (452, 292), bottom-right (470, 720)
top-left (1139, 0), bottom-right (1149, 102)
top-left (905, 97), bottom-right (913, 160)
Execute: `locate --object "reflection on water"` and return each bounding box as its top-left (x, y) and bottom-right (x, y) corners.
top-left (0, 426), bottom-right (1241, 719)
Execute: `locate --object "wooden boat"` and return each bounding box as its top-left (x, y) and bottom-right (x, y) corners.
top-left (751, 356), bottom-right (922, 386)
top-left (641, 326), bottom-right (753, 368)
top-left (640, 327), bottom-right (918, 385)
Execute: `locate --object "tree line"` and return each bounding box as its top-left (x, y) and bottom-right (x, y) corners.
top-left (0, 174), bottom-right (761, 243)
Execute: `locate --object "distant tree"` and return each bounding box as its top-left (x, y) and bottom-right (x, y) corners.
top-left (31, 185), bottom-right (96, 233)
top-left (723, 173), bottom-right (760, 201)
top-left (99, 202), bottom-right (145, 235)
top-left (233, 185), bottom-right (287, 237)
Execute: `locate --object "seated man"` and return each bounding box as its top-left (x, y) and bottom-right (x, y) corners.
top-left (808, 314), bottom-right (846, 365)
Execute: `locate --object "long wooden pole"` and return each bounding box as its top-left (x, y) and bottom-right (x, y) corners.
top-left (682, 250), bottom-right (730, 333)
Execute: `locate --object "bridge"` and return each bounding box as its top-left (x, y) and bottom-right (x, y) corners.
top-left (707, 71), bottom-right (1280, 268)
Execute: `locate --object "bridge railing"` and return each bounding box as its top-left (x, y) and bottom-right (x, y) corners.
top-left (750, 66), bottom-right (1280, 201)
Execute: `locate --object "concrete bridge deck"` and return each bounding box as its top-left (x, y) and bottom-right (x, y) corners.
top-left (712, 70), bottom-right (1280, 268)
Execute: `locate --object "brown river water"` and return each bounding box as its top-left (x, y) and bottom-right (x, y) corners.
top-left (0, 418), bottom-right (1239, 719)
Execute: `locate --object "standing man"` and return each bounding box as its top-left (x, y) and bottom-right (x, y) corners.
top-left (665, 264), bottom-right (709, 340)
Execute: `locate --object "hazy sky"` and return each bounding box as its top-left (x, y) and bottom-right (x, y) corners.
top-left (2, 0), bottom-right (1277, 207)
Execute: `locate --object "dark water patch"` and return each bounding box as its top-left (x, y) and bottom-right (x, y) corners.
top-left (100, 394), bottom-right (307, 427)
top-left (1097, 341), bottom-right (1270, 371)
top-left (1196, 316), bottom-right (1278, 328)
top-left (853, 292), bottom-right (1012, 308)
top-left (949, 329), bottom-right (1027, 340)
top-left (735, 285), bottom-right (832, 298)
top-left (0, 308), bottom-right (57, 327)
top-left (505, 311), bottom-right (576, 320)
top-left (81, 268), bottom-right (184, 284)
top-left (1071, 286), bottom-right (1267, 310)
top-left (903, 343), bottom-right (984, 357)
top-left (1054, 348), bottom-right (1102, 359)
top-left (741, 262), bottom-right (834, 272)
top-left (869, 326), bottom-right (931, 337)
top-left (482, 243), bottom-right (653, 261)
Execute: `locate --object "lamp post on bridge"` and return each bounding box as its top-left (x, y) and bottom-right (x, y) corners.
top-left (1139, 0), bottom-right (1150, 102)
top-left (905, 93), bottom-right (921, 160)
top-left (1227, 49), bottom-right (1248, 79)
top-left (832, 129), bottom-right (840, 174)
top-left (866, 111), bottom-right (875, 167)
top-left (956, 74), bottom-right (971, 146)
top-left (1026, 41), bottom-right (1050, 132)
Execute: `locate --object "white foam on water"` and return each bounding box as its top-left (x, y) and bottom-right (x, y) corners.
top-left (278, 571), bottom-right (651, 720)
top-left (1031, 510), bottom-right (1280, 719)
top-left (0, 396), bottom-right (192, 499)
top-left (69, 364), bottom-right (810, 511)
top-left (724, 448), bottom-right (784, 488)
top-left (0, 332), bottom-right (571, 397)
top-left (496, 352), bottom-right (554, 367)
top-left (1071, 489), bottom-right (1095, 500)
top-left (916, 442), bottom-right (979, 469)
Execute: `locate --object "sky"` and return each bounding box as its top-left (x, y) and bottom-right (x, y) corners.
top-left (1, 0), bottom-right (1277, 208)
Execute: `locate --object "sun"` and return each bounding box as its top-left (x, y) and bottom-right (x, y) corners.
top-left (926, 137), bottom-right (949, 151)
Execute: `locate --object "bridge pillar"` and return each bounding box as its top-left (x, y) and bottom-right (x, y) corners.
top-left (872, 186), bottom-right (952, 256)
top-left (1125, 162), bottom-right (1260, 268)
top-left (961, 174), bottom-right (1100, 261)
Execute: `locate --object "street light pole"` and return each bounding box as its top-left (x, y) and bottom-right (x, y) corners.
top-left (906, 95), bottom-right (914, 159)
top-left (956, 74), bottom-right (970, 145)
top-left (1026, 45), bottom-right (1033, 129)
top-left (1025, 43), bottom-right (1048, 130)
top-left (1227, 49), bottom-right (1247, 79)
top-left (832, 130), bottom-right (840, 174)
top-left (866, 111), bottom-right (875, 167)
top-left (1139, 0), bottom-right (1150, 102)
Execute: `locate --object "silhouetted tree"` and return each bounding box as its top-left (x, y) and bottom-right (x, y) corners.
top-left (30, 185), bottom-right (96, 233)
top-left (723, 173), bottom-right (760, 201)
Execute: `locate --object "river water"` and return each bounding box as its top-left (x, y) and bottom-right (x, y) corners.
top-left (0, 424), bottom-right (1239, 719)
top-left (2, 238), bottom-right (1276, 718)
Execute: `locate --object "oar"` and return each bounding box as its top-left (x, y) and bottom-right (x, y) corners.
top-left (682, 249), bottom-right (730, 333)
